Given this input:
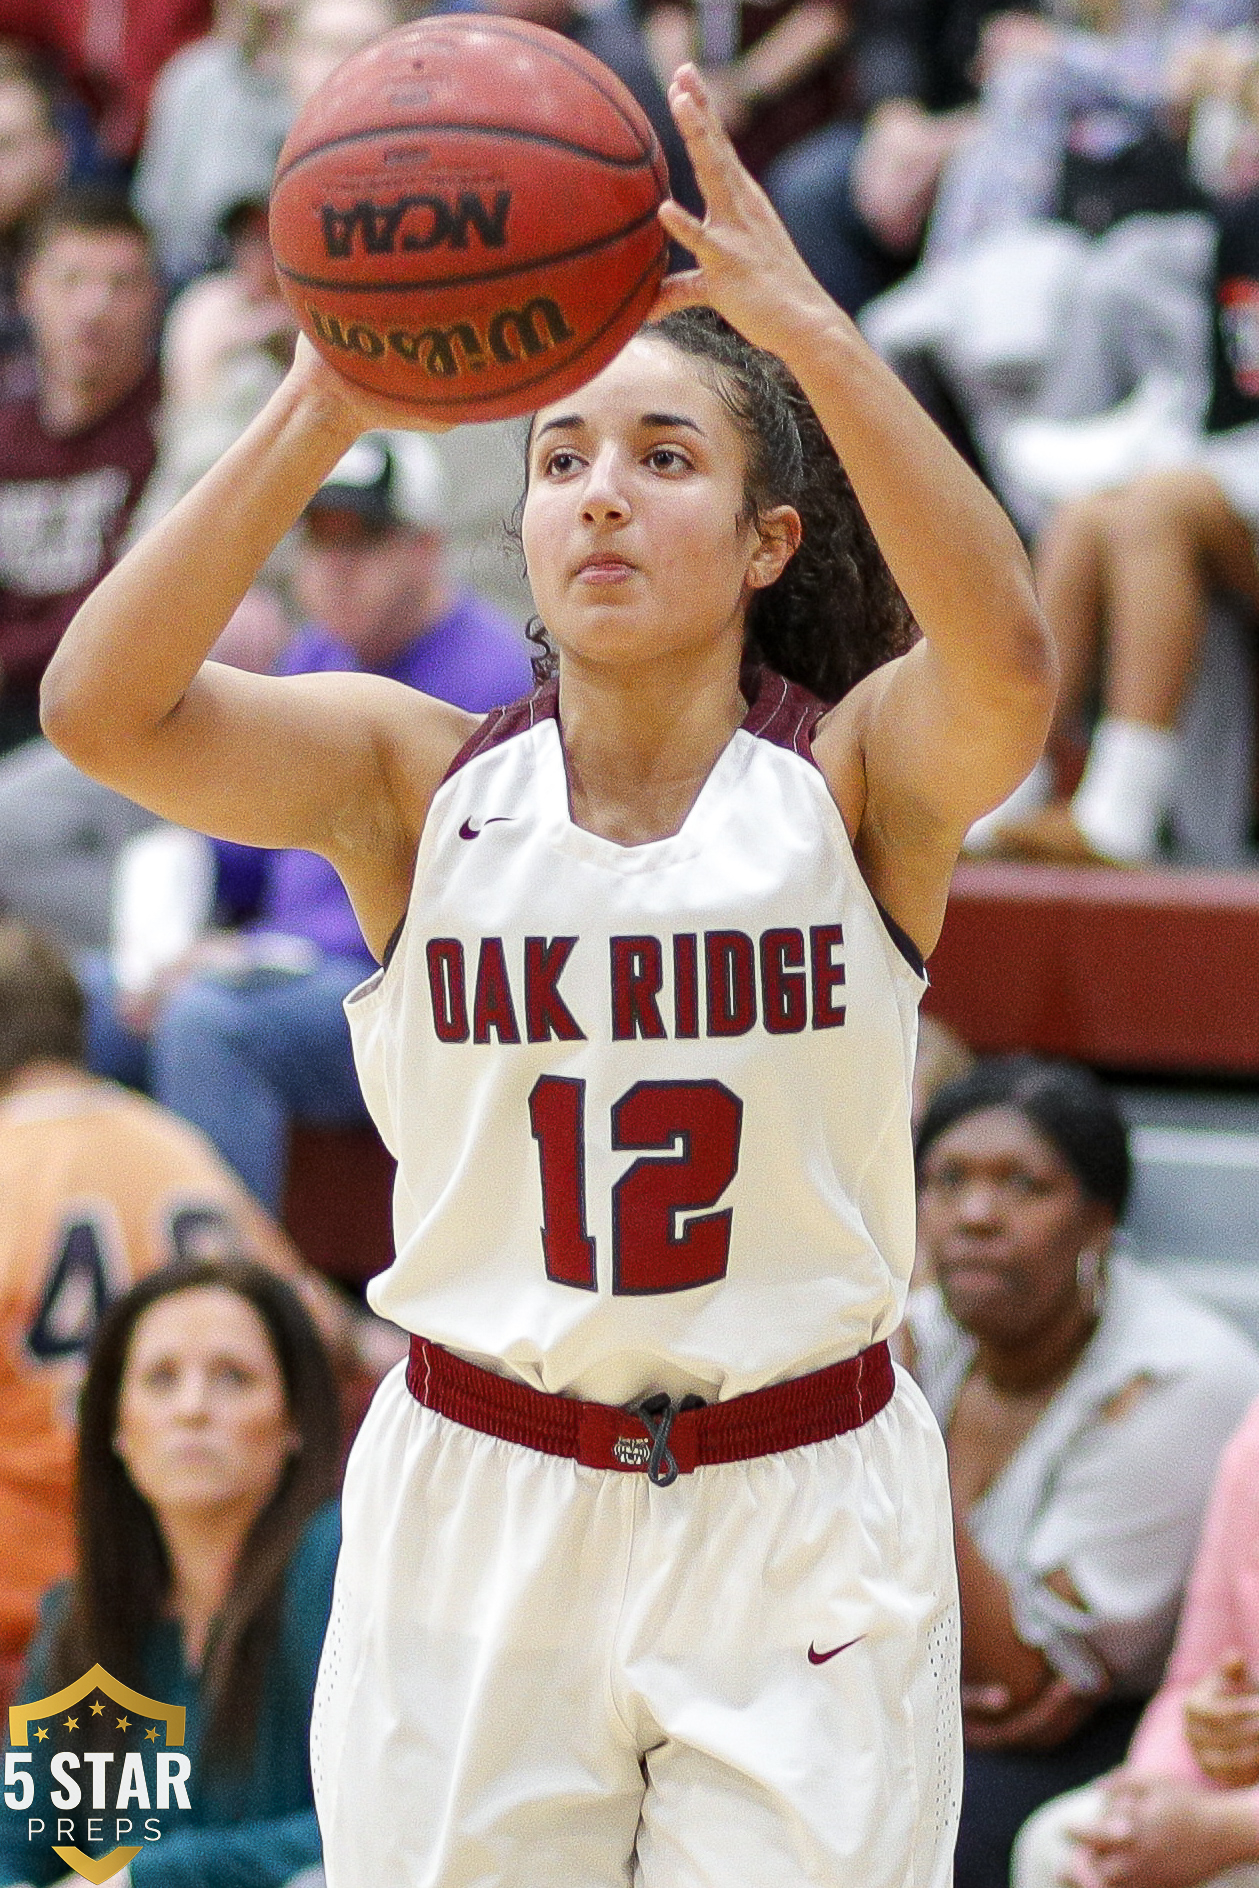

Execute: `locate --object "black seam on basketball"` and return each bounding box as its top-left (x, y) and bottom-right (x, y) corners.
top-left (436, 17), bottom-right (653, 158)
top-left (336, 247), bottom-right (665, 412)
top-left (275, 199), bottom-right (664, 295)
top-left (310, 15), bottom-right (655, 169)
top-left (490, 22), bottom-right (656, 159)
top-left (273, 120), bottom-right (656, 190)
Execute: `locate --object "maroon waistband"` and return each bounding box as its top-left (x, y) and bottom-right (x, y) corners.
top-left (405, 1335), bottom-right (895, 1480)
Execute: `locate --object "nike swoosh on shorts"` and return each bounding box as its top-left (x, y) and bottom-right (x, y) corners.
top-left (807, 1637), bottom-right (863, 1665)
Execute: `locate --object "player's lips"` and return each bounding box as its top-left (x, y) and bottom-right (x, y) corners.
top-left (574, 552), bottom-right (636, 582)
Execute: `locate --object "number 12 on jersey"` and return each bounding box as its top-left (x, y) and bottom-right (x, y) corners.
top-left (528, 1075), bottom-right (743, 1294)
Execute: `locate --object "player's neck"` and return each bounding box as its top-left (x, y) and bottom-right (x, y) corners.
top-left (557, 649), bottom-right (747, 846)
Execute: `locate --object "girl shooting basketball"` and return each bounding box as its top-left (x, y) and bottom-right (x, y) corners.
top-left (42, 65), bottom-right (1054, 1888)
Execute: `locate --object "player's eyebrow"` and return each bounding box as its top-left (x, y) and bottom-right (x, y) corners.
top-left (638, 412), bottom-right (705, 434)
top-left (534, 411), bottom-right (707, 439)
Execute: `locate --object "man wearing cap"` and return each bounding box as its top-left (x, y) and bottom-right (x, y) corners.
top-left (83, 429), bottom-right (532, 1212)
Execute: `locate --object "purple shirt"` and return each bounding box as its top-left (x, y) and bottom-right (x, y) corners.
top-left (215, 592), bottom-right (533, 961)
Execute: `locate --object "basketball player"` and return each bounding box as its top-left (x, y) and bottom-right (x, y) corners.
top-left (39, 66), bottom-right (1055, 1888)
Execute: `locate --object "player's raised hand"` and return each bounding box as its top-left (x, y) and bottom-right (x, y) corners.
top-left (651, 64), bottom-right (836, 354)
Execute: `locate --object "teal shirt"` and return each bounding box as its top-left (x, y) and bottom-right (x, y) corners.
top-left (0, 1502), bottom-right (339, 1888)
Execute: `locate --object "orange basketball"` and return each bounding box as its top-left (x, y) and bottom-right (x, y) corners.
top-left (269, 15), bottom-right (671, 422)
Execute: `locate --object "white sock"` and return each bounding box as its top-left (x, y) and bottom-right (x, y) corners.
top-left (965, 756), bottom-right (1052, 851)
top-left (1072, 717), bottom-right (1180, 862)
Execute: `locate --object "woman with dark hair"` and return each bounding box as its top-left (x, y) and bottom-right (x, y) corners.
top-left (912, 1055), bottom-right (1259, 1888)
top-left (38, 58), bottom-right (1056, 1888)
top-left (0, 1258), bottom-right (341, 1888)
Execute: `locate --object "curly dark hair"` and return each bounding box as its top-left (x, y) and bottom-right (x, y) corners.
top-left (523, 307), bottom-right (918, 704)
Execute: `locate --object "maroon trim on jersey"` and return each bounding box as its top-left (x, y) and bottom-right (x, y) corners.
top-left (439, 667), bottom-right (822, 783)
top-left (405, 1334), bottom-right (895, 1474)
top-left (873, 900), bottom-right (926, 981)
top-left (440, 679), bottom-right (559, 785)
top-left (434, 666), bottom-right (924, 978)
top-left (739, 664), bottom-right (829, 759)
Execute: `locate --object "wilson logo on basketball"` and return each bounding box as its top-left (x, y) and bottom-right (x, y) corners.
top-left (320, 191), bottom-right (512, 259)
top-left (305, 297), bottom-right (575, 378)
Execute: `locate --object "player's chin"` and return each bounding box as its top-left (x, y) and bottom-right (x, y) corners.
top-left (554, 614), bottom-right (681, 670)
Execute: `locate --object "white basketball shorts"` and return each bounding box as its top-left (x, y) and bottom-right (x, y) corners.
top-left (311, 1359), bottom-right (961, 1888)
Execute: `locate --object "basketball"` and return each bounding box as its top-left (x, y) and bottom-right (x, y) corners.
top-left (269, 16), bottom-right (671, 422)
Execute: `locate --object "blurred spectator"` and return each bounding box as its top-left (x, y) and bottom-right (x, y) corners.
top-left (0, 46), bottom-right (70, 395)
top-left (762, 0), bottom-right (1003, 313)
top-left (914, 1011), bottom-right (974, 1132)
top-left (0, 739), bottom-right (158, 951)
top-left (910, 1055), bottom-right (1259, 1888)
top-left (0, 919), bottom-right (348, 1678)
top-left (284, 0), bottom-right (396, 105)
top-left (0, 184), bottom-right (159, 754)
top-left (982, 461), bottom-right (1259, 863)
top-left (642, 0), bottom-right (850, 177)
top-left (1012, 1394), bottom-right (1259, 1888)
top-left (474, 0), bottom-right (703, 221)
top-left (968, 183), bottom-right (1259, 863)
top-left (0, 586), bottom-right (299, 964)
top-left (0, 1258), bottom-right (339, 1885)
top-left (128, 191), bottom-right (297, 541)
top-left (832, 0), bottom-right (1252, 373)
top-left (163, 196), bottom-right (292, 414)
top-left (920, 0), bottom-right (1236, 263)
top-left (85, 431), bottom-right (533, 1212)
top-left (132, 0), bottom-right (296, 285)
top-left (0, 0), bottom-right (212, 164)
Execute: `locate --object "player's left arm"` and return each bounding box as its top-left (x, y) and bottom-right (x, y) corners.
top-left (654, 66), bottom-right (1057, 959)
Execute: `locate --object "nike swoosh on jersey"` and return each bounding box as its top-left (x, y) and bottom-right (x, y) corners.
top-left (458, 816), bottom-right (514, 840)
top-left (807, 1637), bottom-right (863, 1665)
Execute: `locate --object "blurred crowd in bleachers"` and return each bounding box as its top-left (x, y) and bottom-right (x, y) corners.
top-left (2, 0), bottom-right (1259, 925)
top-left (4, 3), bottom-right (1259, 1887)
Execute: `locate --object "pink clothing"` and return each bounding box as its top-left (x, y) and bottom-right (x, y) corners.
top-left (1128, 1394), bottom-right (1259, 1782)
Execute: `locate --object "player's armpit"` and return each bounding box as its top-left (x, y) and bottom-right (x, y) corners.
top-left (811, 642), bottom-right (1053, 961)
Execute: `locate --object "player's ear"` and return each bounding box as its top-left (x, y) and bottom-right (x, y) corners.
top-left (746, 505), bottom-right (801, 591)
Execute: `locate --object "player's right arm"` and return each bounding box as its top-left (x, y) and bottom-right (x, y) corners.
top-left (40, 341), bottom-right (471, 960)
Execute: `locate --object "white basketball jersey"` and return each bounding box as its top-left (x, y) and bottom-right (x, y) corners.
top-left (346, 669), bottom-right (926, 1406)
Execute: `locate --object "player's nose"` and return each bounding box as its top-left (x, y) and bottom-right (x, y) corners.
top-left (579, 444), bottom-right (631, 523)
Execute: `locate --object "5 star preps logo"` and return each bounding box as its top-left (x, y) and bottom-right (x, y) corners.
top-left (5, 1665), bottom-right (192, 1883)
